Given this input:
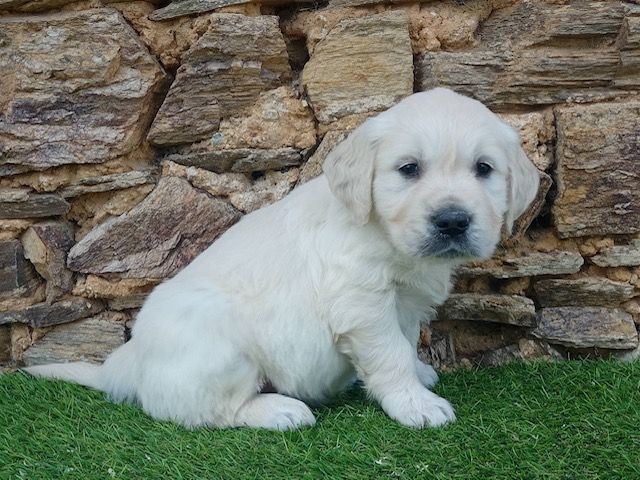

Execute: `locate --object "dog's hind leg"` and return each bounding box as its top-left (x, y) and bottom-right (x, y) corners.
top-left (233, 393), bottom-right (316, 431)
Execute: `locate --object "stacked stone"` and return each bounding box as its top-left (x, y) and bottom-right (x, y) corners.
top-left (0, 0), bottom-right (638, 370)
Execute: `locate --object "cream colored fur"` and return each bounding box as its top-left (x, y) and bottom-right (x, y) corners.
top-left (26, 89), bottom-right (540, 430)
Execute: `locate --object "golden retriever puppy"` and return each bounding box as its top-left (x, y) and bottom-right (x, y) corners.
top-left (26, 88), bottom-right (540, 430)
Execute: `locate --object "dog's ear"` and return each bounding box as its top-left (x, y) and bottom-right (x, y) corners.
top-left (505, 138), bottom-right (540, 233)
top-left (323, 118), bottom-right (382, 225)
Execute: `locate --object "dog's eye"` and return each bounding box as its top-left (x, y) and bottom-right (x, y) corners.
top-left (475, 161), bottom-right (493, 178)
top-left (398, 163), bottom-right (420, 178)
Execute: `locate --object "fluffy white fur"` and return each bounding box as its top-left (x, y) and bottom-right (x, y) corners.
top-left (26, 89), bottom-right (540, 430)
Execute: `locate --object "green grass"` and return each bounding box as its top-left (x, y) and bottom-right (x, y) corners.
top-left (1, 361), bottom-right (639, 480)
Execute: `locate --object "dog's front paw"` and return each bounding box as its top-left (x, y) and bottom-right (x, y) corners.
top-left (381, 388), bottom-right (455, 428)
top-left (415, 359), bottom-right (439, 389)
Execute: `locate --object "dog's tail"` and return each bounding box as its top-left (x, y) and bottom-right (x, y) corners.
top-left (23, 362), bottom-right (102, 390)
top-left (22, 341), bottom-right (138, 402)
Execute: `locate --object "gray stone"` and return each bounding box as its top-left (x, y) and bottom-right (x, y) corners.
top-left (148, 14), bottom-right (290, 147)
top-left (302, 11), bottom-right (413, 124)
top-left (0, 189), bottom-right (70, 219)
top-left (22, 311), bottom-right (126, 366)
top-left (164, 148), bottom-right (306, 174)
top-left (0, 325), bottom-right (10, 363)
top-left (418, 329), bottom-right (455, 371)
top-left (0, 240), bottom-right (40, 300)
top-left (438, 293), bottom-right (536, 327)
top-left (0, 9), bottom-right (169, 175)
top-left (0, 297), bottom-right (104, 328)
top-left (59, 170), bottom-right (158, 198)
top-left (458, 251), bottom-right (584, 279)
top-left (591, 240), bottom-right (640, 267)
top-left (553, 102), bottom-right (640, 238)
top-left (67, 176), bottom-right (241, 279)
top-left (21, 222), bottom-right (74, 302)
top-left (534, 278), bottom-right (635, 308)
top-left (149, 0), bottom-right (313, 21)
top-left (533, 307), bottom-right (639, 349)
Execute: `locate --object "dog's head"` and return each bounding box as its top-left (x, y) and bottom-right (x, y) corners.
top-left (323, 88), bottom-right (540, 261)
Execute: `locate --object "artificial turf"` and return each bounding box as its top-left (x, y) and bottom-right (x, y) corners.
top-left (1, 360), bottom-right (639, 479)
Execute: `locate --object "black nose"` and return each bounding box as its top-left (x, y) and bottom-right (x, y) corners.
top-left (432, 208), bottom-right (471, 236)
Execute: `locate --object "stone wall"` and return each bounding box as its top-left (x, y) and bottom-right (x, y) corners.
top-left (1, 0), bottom-right (639, 370)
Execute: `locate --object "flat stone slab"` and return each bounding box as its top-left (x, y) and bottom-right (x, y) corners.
top-left (533, 307), bottom-right (639, 350)
top-left (415, 2), bottom-right (636, 108)
top-left (22, 311), bottom-right (126, 366)
top-left (0, 9), bottom-right (168, 175)
top-left (438, 293), bottom-right (536, 327)
top-left (59, 170), bottom-right (158, 198)
top-left (458, 251), bottom-right (584, 279)
top-left (553, 102), bottom-right (640, 238)
top-left (0, 189), bottom-right (70, 219)
top-left (591, 240), bottom-right (640, 267)
top-left (302, 11), bottom-right (413, 124)
top-left (163, 148), bottom-right (307, 174)
top-left (534, 278), bottom-right (635, 308)
top-left (67, 176), bottom-right (241, 279)
top-left (0, 297), bottom-right (104, 328)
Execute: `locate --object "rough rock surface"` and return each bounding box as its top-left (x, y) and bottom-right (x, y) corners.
top-left (534, 278), bottom-right (636, 308)
top-left (59, 170), bottom-right (158, 198)
top-left (302, 11), bottom-right (413, 124)
top-left (67, 176), bottom-right (241, 279)
top-left (591, 240), bottom-right (640, 267)
top-left (0, 240), bottom-right (40, 300)
top-left (0, 9), bottom-right (169, 175)
top-left (553, 102), bottom-right (640, 238)
top-left (148, 14), bottom-right (291, 147)
top-left (0, 297), bottom-right (103, 328)
top-left (438, 293), bottom-right (536, 327)
top-left (459, 251), bottom-right (584, 278)
top-left (21, 222), bottom-right (74, 302)
top-left (22, 311), bottom-right (126, 366)
top-left (416, 2), bottom-right (638, 108)
top-left (534, 307), bottom-right (639, 349)
top-left (0, 189), bottom-right (70, 219)
top-left (499, 110), bottom-right (555, 171)
top-left (298, 130), bottom-right (350, 184)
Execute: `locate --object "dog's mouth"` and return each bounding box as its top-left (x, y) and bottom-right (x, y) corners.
top-left (419, 234), bottom-right (479, 260)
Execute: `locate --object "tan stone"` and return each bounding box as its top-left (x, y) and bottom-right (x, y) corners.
top-left (416, 2), bottom-right (636, 108)
top-left (0, 220), bottom-right (33, 241)
top-left (0, 9), bottom-right (169, 175)
top-left (431, 319), bottom-right (523, 358)
top-left (554, 102), bottom-right (640, 238)
top-left (498, 110), bottom-right (555, 171)
top-left (162, 161), bottom-right (251, 197)
top-left (229, 169), bottom-right (300, 213)
top-left (108, 1), bottom-right (205, 70)
top-left (148, 14), bottom-right (291, 147)
top-left (0, 285), bottom-right (45, 313)
top-left (216, 87), bottom-right (316, 151)
top-left (73, 275), bottom-right (157, 299)
top-left (302, 11), bottom-right (413, 124)
top-left (10, 323), bottom-right (30, 363)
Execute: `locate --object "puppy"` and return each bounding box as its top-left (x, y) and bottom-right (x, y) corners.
top-left (26, 88), bottom-right (540, 430)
